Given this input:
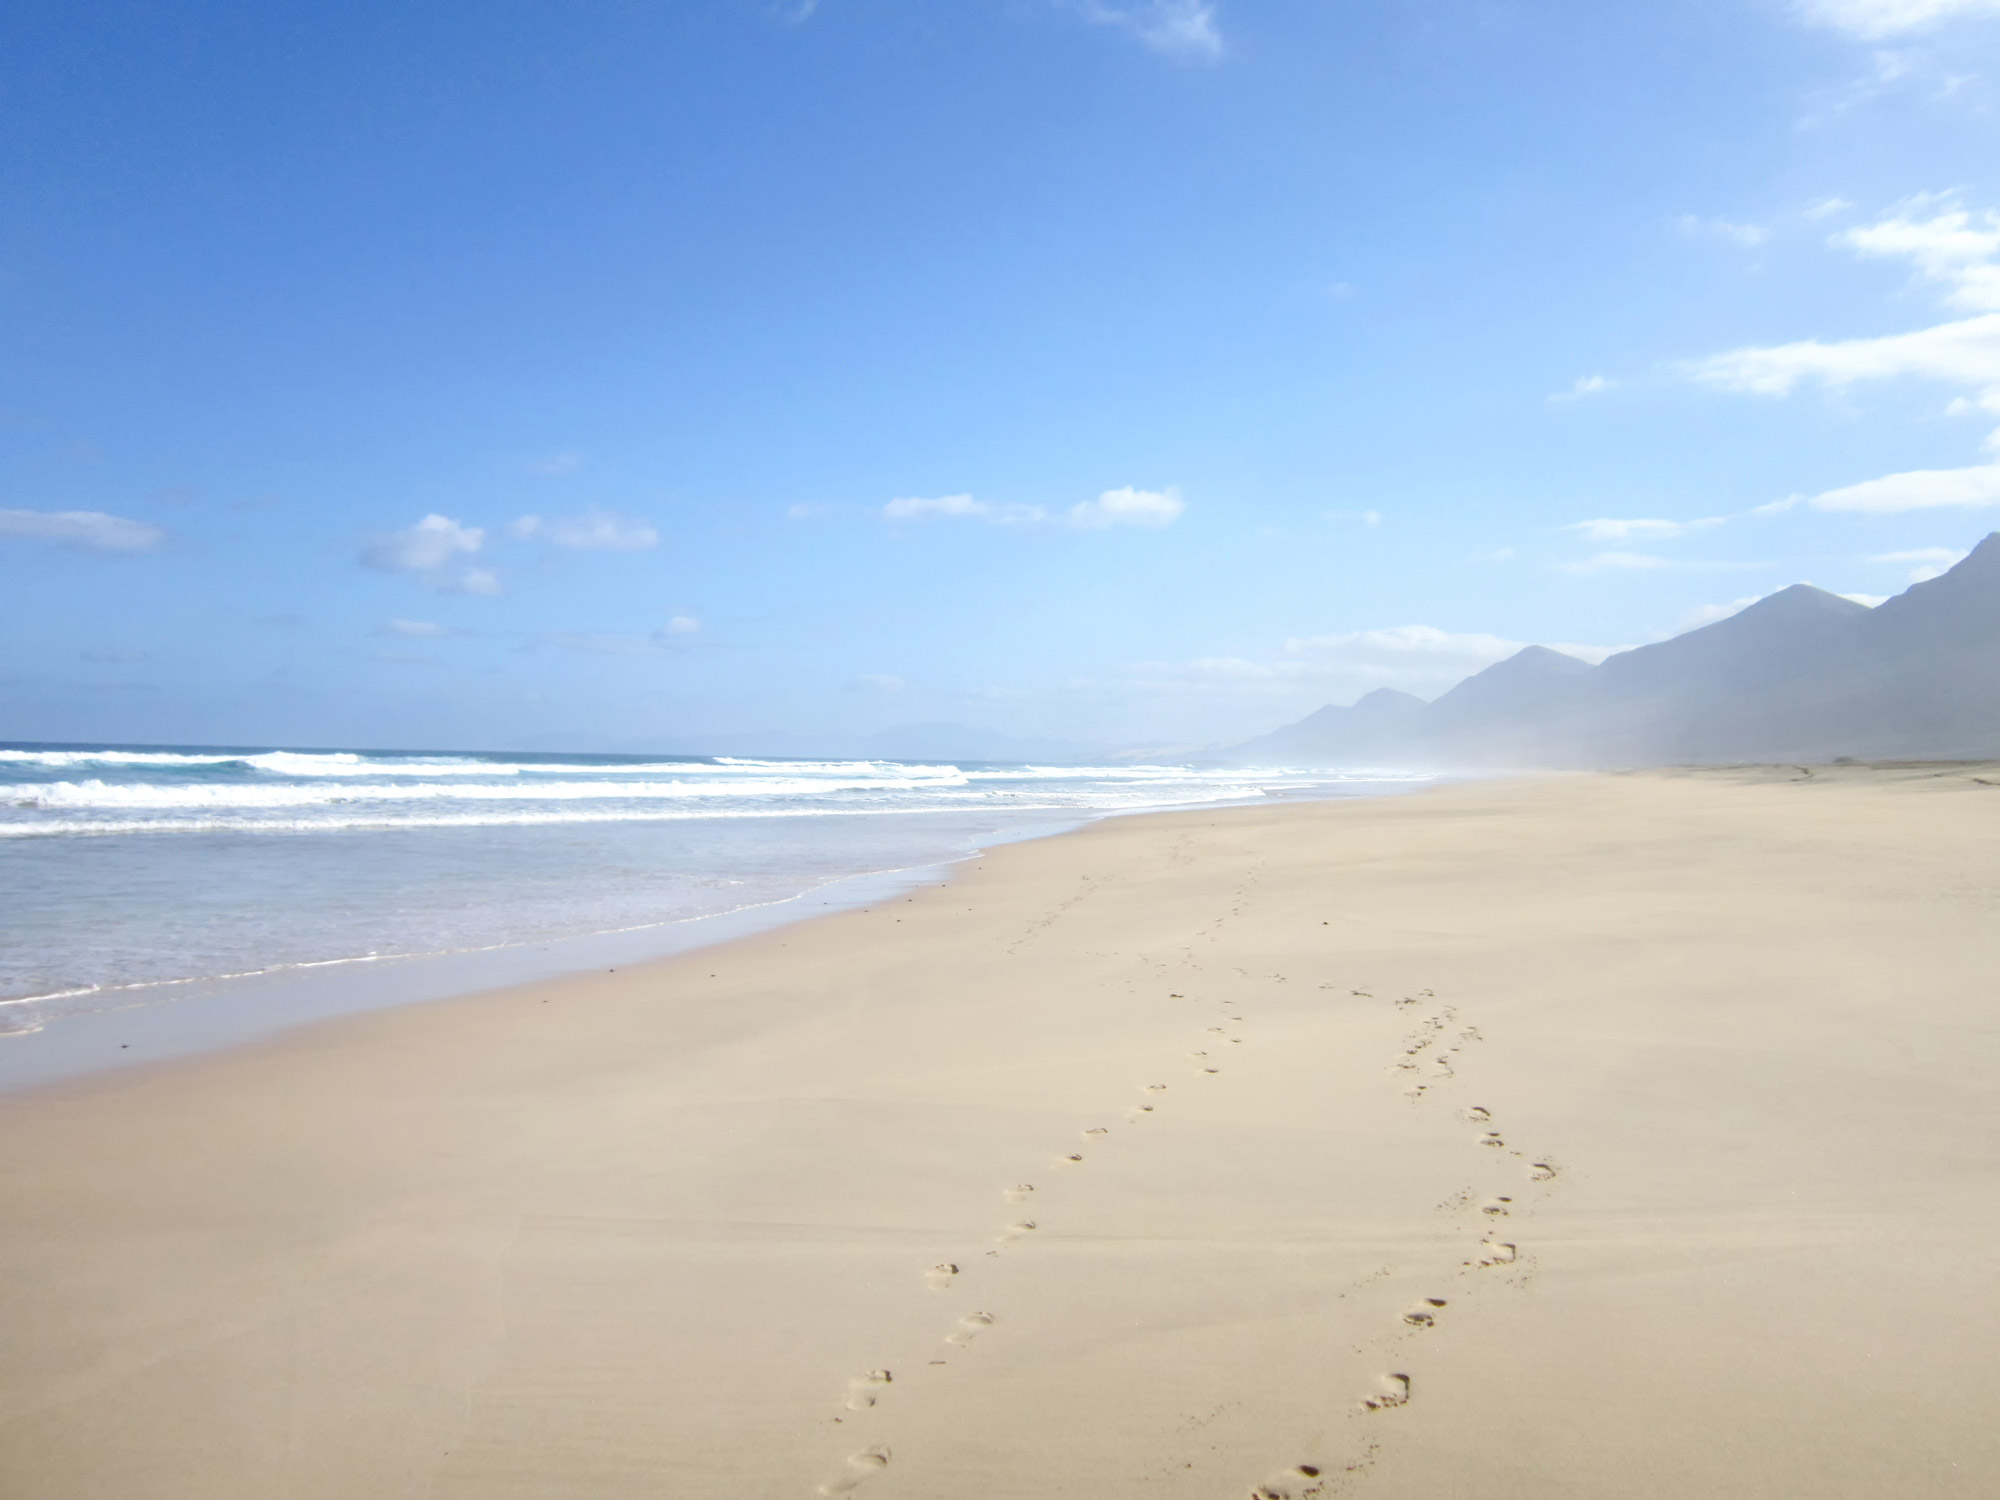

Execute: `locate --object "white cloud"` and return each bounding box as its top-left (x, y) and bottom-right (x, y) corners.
top-left (1568, 516), bottom-right (1726, 541)
top-left (880, 485), bottom-right (1184, 530)
top-left (379, 619), bottom-right (454, 638)
top-left (881, 493), bottom-right (1049, 525)
top-left (510, 508), bottom-right (659, 551)
top-left (1874, 544), bottom-right (1972, 578)
top-left (0, 508), bottom-right (166, 553)
top-left (786, 502), bottom-right (830, 520)
top-left (1872, 545), bottom-right (1971, 562)
top-left (1068, 485), bottom-right (1185, 529)
top-left (526, 450), bottom-right (584, 476)
top-left (1837, 196), bottom-right (2000, 310)
top-left (1843, 591), bottom-right (1891, 605)
top-left (1690, 311), bottom-right (2000, 396)
top-left (446, 567), bottom-right (503, 596)
top-left (1806, 196), bottom-right (1857, 219)
top-left (1680, 595), bottom-right (1764, 629)
top-left (1811, 458), bottom-right (2000, 510)
top-left (1677, 214), bottom-right (1769, 246)
top-left (1552, 374), bottom-right (1618, 402)
top-left (1075, 1), bottom-right (1223, 62)
top-left (659, 615), bottom-right (701, 637)
top-left (1797, 0), bottom-right (2000, 40)
top-left (362, 513), bottom-right (485, 574)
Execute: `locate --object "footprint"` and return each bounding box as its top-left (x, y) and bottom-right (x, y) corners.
top-left (1476, 1240), bottom-right (1517, 1267)
top-left (999, 1221), bottom-right (1037, 1242)
top-left (1189, 1050), bottom-right (1209, 1059)
top-left (924, 1263), bottom-right (959, 1291)
top-left (1463, 1106), bottom-right (1491, 1123)
top-left (1146, 1083), bottom-right (1168, 1092)
top-left (1250, 1464), bottom-right (1325, 1499)
top-left (1003, 1183), bottom-right (1036, 1203)
top-left (843, 1370), bottom-right (892, 1410)
top-left (1361, 1374), bottom-right (1411, 1411)
top-left (1478, 1132), bottom-right (1506, 1148)
top-left (1200, 1067), bottom-right (1220, 1075)
top-left (1124, 1105), bottom-right (1155, 1120)
top-left (1082, 1126), bottom-right (1109, 1139)
top-left (1528, 1161), bottom-right (1558, 1182)
top-left (818, 1447), bottom-right (892, 1495)
top-left (945, 1311), bottom-right (996, 1346)
top-left (1401, 1298), bottom-right (1447, 1328)
top-left (1480, 1198), bottom-right (1513, 1217)
top-left (1057, 1152), bottom-right (1084, 1165)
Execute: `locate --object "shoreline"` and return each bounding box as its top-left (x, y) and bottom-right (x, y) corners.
top-left (0, 781), bottom-right (1433, 1098)
top-left (3, 765), bottom-right (1996, 1497)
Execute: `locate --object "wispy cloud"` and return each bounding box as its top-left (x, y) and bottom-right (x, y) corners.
top-left (377, 618), bottom-right (462, 638)
top-left (360, 513), bottom-right (500, 595)
top-left (1680, 595), bottom-right (1765, 629)
top-left (881, 486), bottom-right (1186, 529)
top-left (0, 508), bottom-right (166, 553)
top-left (1073, 1), bottom-right (1224, 63)
top-left (1688, 195), bottom-right (2000, 512)
top-left (526, 450), bottom-right (584, 476)
top-left (1690, 312), bottom-right (2000, 396)
top-left (1837, 194), bottom-right (2000, 309)
top-left (1567, 516), bottom-right (1726, 541)
top-left (1811, 458), bottom-right (2000, 511)
top-left (1796, 0), bottom-right (2000, 40)
top-left (1874, 544), bottom-right (1972, 578)
top-left (1677, 214), bottom-right (1769, 246)
top-left (1551, 374), bottom-right (1618, 403)
top-left (509, 508), bottom-right (659, 551)
top-left (1068, 485), bottom-right (1185, 529)
top-left (881, 493), bottom-right (1049, 525)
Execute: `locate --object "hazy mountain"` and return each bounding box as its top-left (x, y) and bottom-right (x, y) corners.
top-left (1224, 535), bottom-right (2000, 768)
top-left (1224, 688), bottom-right (1427, 765)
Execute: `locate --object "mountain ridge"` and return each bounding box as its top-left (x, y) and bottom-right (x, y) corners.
top-left (1223, 538), bottom-right (2000, 768)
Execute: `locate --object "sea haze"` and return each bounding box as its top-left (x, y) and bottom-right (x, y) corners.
top-left (0, 743), bottom-right (1428, 1043)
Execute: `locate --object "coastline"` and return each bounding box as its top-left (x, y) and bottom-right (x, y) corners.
top-left (3, 766), bottom-right (1997, 1497)
top-left (0, 770), bottom-right (1431, 1095)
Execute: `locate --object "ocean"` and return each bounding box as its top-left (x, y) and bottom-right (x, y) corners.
top-left (0, 742), bottom-right (1430, 1083)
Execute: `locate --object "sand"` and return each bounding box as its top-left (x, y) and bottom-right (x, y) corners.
top-left (2, 765), bottom-right (1997, 1498)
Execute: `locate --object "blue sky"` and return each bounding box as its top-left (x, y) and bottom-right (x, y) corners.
top-left (5, 0), bottom-right (2000, 752)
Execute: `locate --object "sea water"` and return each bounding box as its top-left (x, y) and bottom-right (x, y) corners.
top-left (0, 743), bottom-right (1430, 1083)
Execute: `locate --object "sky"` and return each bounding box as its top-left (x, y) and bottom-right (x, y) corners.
top-left (5, 0), bottom-right (2000, 753)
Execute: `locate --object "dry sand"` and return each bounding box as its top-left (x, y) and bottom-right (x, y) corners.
top-left (3, 766), bottom-right (1998, 1498)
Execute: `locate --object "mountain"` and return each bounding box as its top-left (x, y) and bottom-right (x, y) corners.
top-left (1225, 688), bottom-right (1427, 765)
top-left (1223, 536), bottom-right (2000, 768)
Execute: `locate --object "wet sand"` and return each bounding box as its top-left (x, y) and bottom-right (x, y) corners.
top-left (3, 765), bottom-right (1997, 1498)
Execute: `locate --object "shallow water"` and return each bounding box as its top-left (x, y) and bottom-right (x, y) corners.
top-left (0, 742), bottom-right (1431, 1078)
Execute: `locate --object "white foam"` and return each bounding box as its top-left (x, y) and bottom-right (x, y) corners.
top-left (0, 782), bottom-right (1316, 838)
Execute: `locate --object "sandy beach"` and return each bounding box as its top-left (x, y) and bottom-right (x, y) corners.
top-left (3, 765), bottom-right (1997, 1498)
